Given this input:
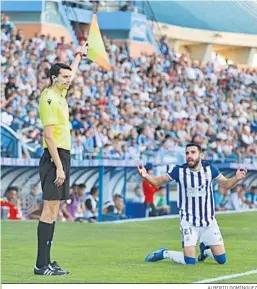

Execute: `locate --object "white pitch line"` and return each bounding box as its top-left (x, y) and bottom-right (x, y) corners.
top-left (194, 269), bottom-right (257, 284)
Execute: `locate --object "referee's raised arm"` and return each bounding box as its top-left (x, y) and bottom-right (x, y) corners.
top-left (70, 41), bottom-right (89, 82)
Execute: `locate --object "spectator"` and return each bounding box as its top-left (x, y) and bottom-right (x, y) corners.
top-left (239, 185), bottom-right (253, 209)
top-left (25, 184), bottom-right (44, 220)
top-left (71, 135), bottom-right (84, 160)
top-left (71, 113), bottom-right (84, 130)
top-left (4, 75), bottom-right (17, 98)
top-left (61, 185), bottom-right (85, 221)
top-left (225, 185), bottom-right (252, 211)
top-left (102, 194), bottom-right (127, 221)
top-left (245, 186), bottom-right (257, 208)
top-left (154, 186), bottom-right (170, 216)
top-left (112, 194), bottom-right (126, 218)
top-left (1, 186), bottom-right (22, 220)
top-left (214, 185), bottom-right (229, 211)
top-left (142, 164), bottom-right (159, 217)
top-left (1, 15), bottom-right (14, 35)
top-left (84, 186), bottom-right (98, 222)
top-left (131, 185), bottom-right (144, 203)
top-left (77, 183), bottom-right (87, 198)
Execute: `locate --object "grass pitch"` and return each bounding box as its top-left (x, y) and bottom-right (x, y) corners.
top-left (2, 212), bottom-right (257, 283)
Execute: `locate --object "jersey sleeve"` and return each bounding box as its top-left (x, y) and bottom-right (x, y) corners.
top-left (210, 163), bottom-right (221, 180)
top-left (166, 165), bottom-right (179, 182)
top-left (39, 95), bottom-right (59, 126)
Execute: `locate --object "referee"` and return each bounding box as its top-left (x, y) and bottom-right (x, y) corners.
top-left (34, 43), bottom-right (88, 276)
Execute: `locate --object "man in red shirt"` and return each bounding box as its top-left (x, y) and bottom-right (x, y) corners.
top-left (1, 187), bottom-right (22, 220)
top-left (142, 166), bottom-right (159, 217)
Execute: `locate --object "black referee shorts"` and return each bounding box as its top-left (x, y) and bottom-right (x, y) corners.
top-left (39, 148), bottom-right (70, 201)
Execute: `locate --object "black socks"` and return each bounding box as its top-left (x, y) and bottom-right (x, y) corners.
top-left (47, 221), bottom-right (55, 264)
top-left (36, 221), bottom-right (54, 268)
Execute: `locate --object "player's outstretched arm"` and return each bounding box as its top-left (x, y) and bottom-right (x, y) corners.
top-left (216, 168), bottom-right (247, 190)
top-left (70, 42), bottom-right (89, 82)
top-left (137, 165), bottom-right (171, 187)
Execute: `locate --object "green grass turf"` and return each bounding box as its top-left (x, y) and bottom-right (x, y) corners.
top-left (2, 212), bottom-right (257, 284)
top-left (217, 274), bottom-right (257, 283)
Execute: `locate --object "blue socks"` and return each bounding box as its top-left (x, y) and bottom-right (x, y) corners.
top-left (184, 253), bottom-right (226, 265)
top-left (184, 256), bottom-right (196, 265)
top-left (214, 253), bottom-right (227, 264)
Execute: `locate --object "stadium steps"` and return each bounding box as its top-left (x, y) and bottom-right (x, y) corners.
top-left (57, 2), bottom-right (79, 47)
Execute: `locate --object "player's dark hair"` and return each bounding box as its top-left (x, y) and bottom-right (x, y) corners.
top-left (90, 187), bottom-right (98, 195)
top-left (78, 183), bottom-right (86, 189)
top-left (113, 194), bottom-right (122, 200)
top-left (4, 186), bottom-right (19, 196)
top-left (49, 63), bottom-right (72, 86)
top-left (186, 143), bottom-right (202, 152)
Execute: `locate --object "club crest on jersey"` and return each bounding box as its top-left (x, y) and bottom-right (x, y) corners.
top-left (186, 184), bottom-right (206, 197)
top-left (47, 99), bottom-right (52, 105)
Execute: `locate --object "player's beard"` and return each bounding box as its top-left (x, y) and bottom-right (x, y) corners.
top-left (187, 156), bottom-right (201, 169)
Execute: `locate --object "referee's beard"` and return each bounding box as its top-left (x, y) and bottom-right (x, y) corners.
top-left (187, 156), bottom-right (201, 169)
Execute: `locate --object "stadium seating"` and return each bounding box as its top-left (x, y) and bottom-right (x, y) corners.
top-left (1, 13), bottom-right (257, 163)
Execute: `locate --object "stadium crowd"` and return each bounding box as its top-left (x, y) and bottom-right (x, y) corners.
top-left (1, 13), bottom-right (257, 163)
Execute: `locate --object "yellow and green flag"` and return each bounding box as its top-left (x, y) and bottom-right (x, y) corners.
top-left (87, 14), bottom-right (111, 71)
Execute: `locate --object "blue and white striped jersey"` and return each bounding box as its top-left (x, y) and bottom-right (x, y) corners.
top-left (167, 161), bottom-right (221, 227)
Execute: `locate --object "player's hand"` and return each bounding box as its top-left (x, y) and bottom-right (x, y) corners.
top-left (54, 167), bottom-right (65, 187)
top-left (137, 165), bottom-right (147, 178)
top-left (236, 168), bottom-right (247, 181)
